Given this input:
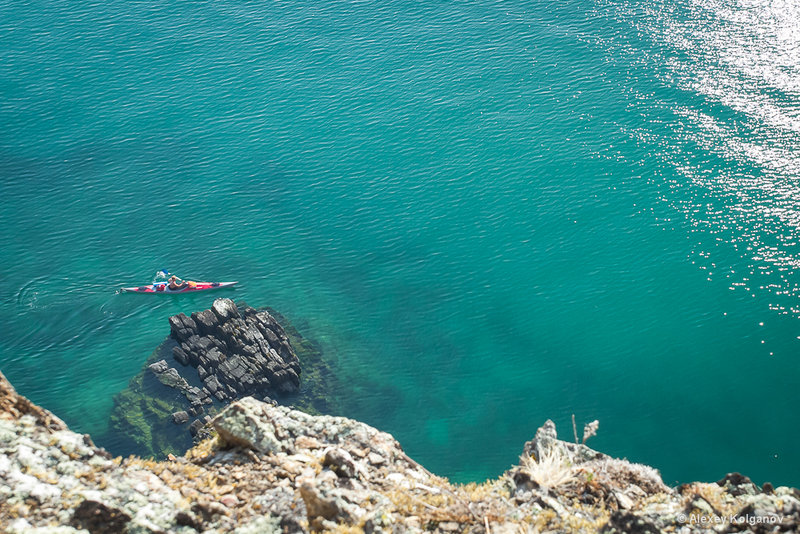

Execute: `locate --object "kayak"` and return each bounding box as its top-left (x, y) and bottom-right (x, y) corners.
top-left (121, 281), bottom-right (238, 294)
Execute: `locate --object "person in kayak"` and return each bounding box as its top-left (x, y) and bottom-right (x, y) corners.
top-left (167, 275), bottom-right (188, 291)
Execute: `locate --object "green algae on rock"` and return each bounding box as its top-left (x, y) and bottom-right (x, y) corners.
top-left (108, 348), bottom-right (195, 459)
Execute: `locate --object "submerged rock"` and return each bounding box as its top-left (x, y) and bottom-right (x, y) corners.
top-left (106, 301), bottom-right (338, 460)
top-left (171, 411), bottom-right (189, 425)
top-left (155, 367), bottom-right (189, 391)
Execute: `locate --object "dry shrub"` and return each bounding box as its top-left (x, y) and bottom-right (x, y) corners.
top-left (520, 447), bottom-right (577, 490)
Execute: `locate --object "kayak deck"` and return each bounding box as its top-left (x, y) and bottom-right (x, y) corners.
top-left (121, 281), bottom-right (238, 294)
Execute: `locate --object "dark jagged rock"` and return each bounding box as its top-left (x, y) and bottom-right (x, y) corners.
top-left (170, 299), bottom-right (301, 398)
top-left (203, 375), bottom-right (223, 394)
top-left (168, 313), bottom-right (198, 343)
top-left (189, 417), bottom-right (213, 441)
top-left (189, 419), bottom-right (204, 437)
top-left (172, 346), bottom-right (190, 366)
top-left (191, 310), bottom-right (218, 336)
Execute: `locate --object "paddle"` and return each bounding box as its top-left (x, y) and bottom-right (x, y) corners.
top-left (153, 269), bottom-right (171, 285)
top-left (156, 269), bottom-right (194, 289)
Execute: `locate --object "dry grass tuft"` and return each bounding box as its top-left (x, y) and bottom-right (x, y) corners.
top-left (185, 435), bottom-right (222, 461)
top-left (520, 447), bottom-right (577, 490)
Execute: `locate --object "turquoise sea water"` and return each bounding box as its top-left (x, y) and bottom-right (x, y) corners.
top-left (2, 0), bottom-right (799, 486)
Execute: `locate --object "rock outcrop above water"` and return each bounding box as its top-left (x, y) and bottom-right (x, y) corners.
top-left (169, 299), bottom-right (301, 400)
top-left (2, 371), bottom-right (798, 534)
top-left (107, 300), bottom-right (337, 460)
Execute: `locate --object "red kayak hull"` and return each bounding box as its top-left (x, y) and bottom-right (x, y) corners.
top-left (121, 281), bottom-right (238, 294)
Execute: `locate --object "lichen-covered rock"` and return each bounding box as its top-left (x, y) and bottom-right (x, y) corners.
top-left (212, 397), bottom-right (283, 454)
top-left (323, 447), bottom-right (357, 479)
top-left (211, 397), bottom-right (405, 465)
top-left (1, 371), bottom-right (187, 533)
top-left (3, 371), bottom-right (799, 533)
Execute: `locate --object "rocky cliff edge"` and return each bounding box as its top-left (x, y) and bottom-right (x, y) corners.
top-left (1, 370), bottom-right (797, 534)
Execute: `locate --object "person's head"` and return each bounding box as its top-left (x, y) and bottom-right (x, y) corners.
top-left (169, 276), bottom-right (176, 282)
